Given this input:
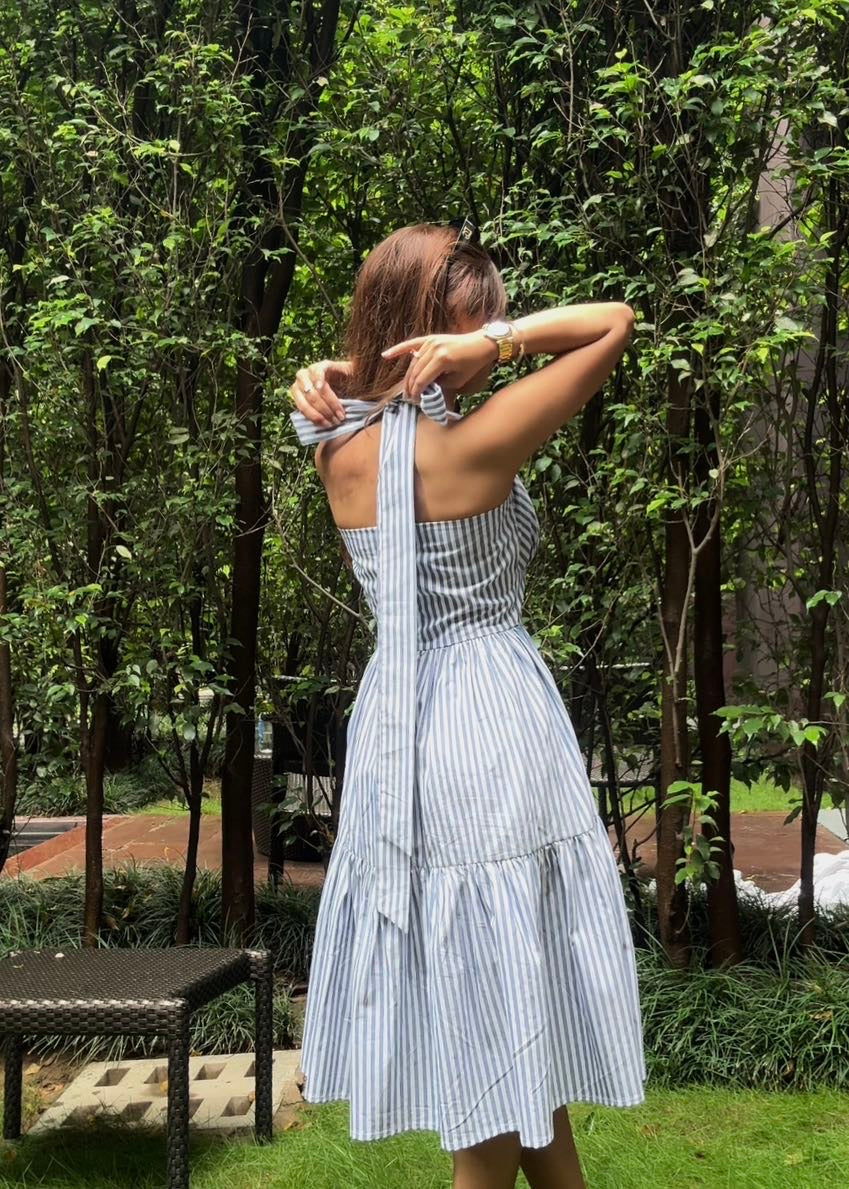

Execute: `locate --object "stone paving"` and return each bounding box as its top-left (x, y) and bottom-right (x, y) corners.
top-left (26, 1049), bottom-right (305, 1137)
top-left (3, 809), bottom-right (846, 894)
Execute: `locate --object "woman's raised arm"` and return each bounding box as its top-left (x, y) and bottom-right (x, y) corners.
top-left (450, 303), bottom-right (635, 475)
top-left (380, 302), bottom-right (635, 477)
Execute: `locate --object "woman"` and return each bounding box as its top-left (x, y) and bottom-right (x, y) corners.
top-left (287, 220), bottom-right (646, 1189)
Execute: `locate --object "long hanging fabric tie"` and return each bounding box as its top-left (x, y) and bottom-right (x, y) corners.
top-left (289, 383), bottom-right (452, 933)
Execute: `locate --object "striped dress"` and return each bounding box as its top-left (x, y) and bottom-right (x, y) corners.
top-left (289, 382), bottom-right (647, 1153)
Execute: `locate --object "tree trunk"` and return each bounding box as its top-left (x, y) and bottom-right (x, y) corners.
top-left (175, 743), bottom-right (205, 945)
top-left (220, 0), bottom-right (341, 943)
top-left (220, 360), bottom-right (268, 943)
top-left (797, 184), bottom-right (846, 948)
top-left (0, 563), bottom-right (17, 876)
top-left (104, 696), bottom-right (134, 772)
top-left (0, 189), bottom-right (27, 876)
top-left (656, 363), bottom-right (693, 969)
top-left (82, 688), bottom-right (109, 946)
top-left (693, 380), bottom-right (743, 967)
top-left (174, 380), bottom-right (215, 946)
top-left (81, 342), bottom-right (107, 947)
top-left (591, 656), bottom-right (648, 944)
top-left (648, 5), bottom-right (718, 970)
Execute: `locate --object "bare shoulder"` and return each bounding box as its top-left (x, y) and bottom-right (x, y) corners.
top-left (423, 416), bottom-right (517, 510)
top-left (437, 403), bottom-right (518, 487)
top-left (315, 431), bottom-right (360, 478)
top-left (311, 424), bottom-right (380, 527)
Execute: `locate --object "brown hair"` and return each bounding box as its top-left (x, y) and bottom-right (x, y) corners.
top-left (338, 223), bottom-right (507, 414)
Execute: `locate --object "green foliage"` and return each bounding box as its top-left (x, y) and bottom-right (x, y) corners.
top-left (4, 864), bottom-right (849, 1087)
top-left (2, 0), bottom-right (848, 969)
top-left (662, 781), bottom-right (726, 887)
top-left (638, 945), bottom-right (849, 1091)
top-left (264, 0), bottom-right (849, 816)
top-left (0, 0), bottom-right (320, 849)
top-left (633, 880), bottom-right (849, 970)
top-left (0, 865), bottom-right (320, 980)
top-left (16, 771), bottom-right (165, 817)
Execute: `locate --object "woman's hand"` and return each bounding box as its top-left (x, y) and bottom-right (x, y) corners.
top-left (288, 359), bottom-right (352, 428)
top-left (381, 331), bottom-right (498, 402)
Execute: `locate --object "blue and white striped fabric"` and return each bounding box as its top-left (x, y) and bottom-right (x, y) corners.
top-left (289, 382), bottom-right (647, 1152)
top-left (291, 383), bottom-right (454, 935)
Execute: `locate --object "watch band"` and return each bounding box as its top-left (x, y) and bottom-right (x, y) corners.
top-left (482, 321), bottom-right (518, 364)
top-left (496, 334), bottom-right (514, 364)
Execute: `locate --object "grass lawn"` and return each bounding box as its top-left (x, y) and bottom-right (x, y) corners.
top-left (1, 1087), bottom-right (848, 1187)
top-left (622, 776), bottom-right (805, 816)
top-left (129, 778), bottom-right (223, 818)
top-left (136, 776), bottom-right (799, 823)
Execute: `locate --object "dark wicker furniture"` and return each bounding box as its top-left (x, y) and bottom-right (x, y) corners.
top-left (0, 946), bottom-right (274, 1188)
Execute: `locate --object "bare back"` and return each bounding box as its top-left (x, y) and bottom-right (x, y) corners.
top-left (316, 407), bottom-right (515, 532)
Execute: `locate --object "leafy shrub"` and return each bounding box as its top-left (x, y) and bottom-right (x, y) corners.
top-left (638, 937), bottom-right (849, 1091)
top-left (15, 755), bottom-right (182, 817)
top-left (0, 865), bottom-right (319, 980)
top-left (629, 880), bottom-right (849, 970)
top-left (15, 774), bottom-right (88, 817)
top-left (5, 864), bottom-right (849, 1086)
top-left (146, 712), bottom-right (227, 780)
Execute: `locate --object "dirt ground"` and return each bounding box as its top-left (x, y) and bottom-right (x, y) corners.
top-left (5, 1052), bottom-right (90, 1128)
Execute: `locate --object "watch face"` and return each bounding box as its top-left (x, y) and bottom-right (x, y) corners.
top-left (486, 320), bottom-right (510, 336)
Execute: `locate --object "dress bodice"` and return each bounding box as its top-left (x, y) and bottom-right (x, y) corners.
top-left (340, 477), bottom-right (539, 651)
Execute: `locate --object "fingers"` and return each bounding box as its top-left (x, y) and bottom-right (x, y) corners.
top-left (381, 335), bottom-right (427, 360)
top-left (290, 385), bottom-right (335, 428)
top-left (310, 363), bottom-right (348, 419)
top-left (404, 341), bottom-right (446, 401)
top-left (401, 346), bottom-right (429, 401)
top-left (289, 364), bottom-right (347, 428)
top-left (326, 358), bottom-right (354, 376)
top-left (296, 367), bottom-right (336, 424)
top-left (324, 359), bottom-right (354, 386)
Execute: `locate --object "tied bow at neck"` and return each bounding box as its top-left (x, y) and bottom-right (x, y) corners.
top-left (289, 383), bottom-right (454, 933)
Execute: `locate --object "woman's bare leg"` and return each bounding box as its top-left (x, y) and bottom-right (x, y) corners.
top-left (452, 1129), bottom-right (522, 1189)
top-left (518, 1105), bottom-right (586, 1189)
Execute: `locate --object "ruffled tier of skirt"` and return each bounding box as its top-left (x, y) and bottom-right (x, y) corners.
top-left (300, 813), bottom-right (647, 1152)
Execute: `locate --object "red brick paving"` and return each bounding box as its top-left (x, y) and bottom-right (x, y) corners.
top-left (2, 810), bottom-right (845, 895)
top-left (2, 814), bottom-right (325, 891)
top-left (5, 819), bottom-right (117, 869)
top-left (608, 809), bottom-right (846, 893)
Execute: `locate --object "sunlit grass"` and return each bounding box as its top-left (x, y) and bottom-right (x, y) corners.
top-left (621, 777), bottom-right (806, 816)
top-left (128, 778), bottom-right (223, 818)
top-left (1, 1087), bottom-right (848, 1187)
top-left (143, 777), bottom-right (797, 823)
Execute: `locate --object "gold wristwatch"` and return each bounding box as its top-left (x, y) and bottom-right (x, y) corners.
top-left (481, 319), bottom-right (517, 364)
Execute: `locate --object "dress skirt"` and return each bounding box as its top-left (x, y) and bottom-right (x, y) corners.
top-left (299, 623), bottom-right (648, 1152)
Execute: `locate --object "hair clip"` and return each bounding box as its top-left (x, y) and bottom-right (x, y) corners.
top-left (437, 216), bottom-right (479, 316)
top-left (447, 216), bottom-right (479, 251)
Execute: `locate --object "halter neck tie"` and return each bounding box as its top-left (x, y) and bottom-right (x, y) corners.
top-left (290, 383), bottom-right (454, 932)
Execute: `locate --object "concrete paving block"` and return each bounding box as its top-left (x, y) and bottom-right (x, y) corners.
top-left (819, 807), bottom-right (849, 844)
top-left (28, 1048), bottom-right (304, 1136)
